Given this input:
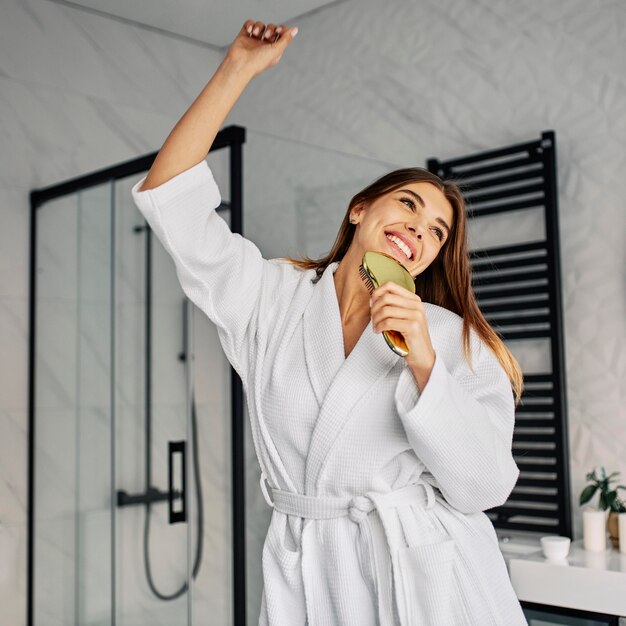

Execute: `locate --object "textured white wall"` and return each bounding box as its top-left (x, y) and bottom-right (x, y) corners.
top-left (1, 0), bottom-right (625, 624)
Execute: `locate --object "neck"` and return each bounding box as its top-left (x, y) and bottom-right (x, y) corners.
top-left (332, 250), bottom-right (371, 325)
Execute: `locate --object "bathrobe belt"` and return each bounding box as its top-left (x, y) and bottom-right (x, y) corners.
top-left (260, 473), bottom-right (437, 626)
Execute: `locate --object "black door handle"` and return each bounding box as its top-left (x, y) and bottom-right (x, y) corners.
top-left (168, 440), bottom-right (187, 524)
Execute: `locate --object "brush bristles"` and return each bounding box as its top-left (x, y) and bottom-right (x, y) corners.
top-left (358, 264), bottom-right (375, 294)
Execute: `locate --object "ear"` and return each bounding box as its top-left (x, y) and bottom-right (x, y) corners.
top-left (350, 202), bottom-right (367, 222)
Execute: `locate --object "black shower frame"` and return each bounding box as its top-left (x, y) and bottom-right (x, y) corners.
top-left (27, 125), bottom-right (248, 625)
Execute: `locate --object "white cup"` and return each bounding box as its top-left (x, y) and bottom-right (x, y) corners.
top-left (618, 512), bottom-right (626, 554)
top-left (583, 508), bottom-right (607, 552)
top-left (540, 535), bottom-right (571, 559)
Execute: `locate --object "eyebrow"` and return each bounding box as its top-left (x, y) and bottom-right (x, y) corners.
top-left (397, 189), bottom-right (451, 237)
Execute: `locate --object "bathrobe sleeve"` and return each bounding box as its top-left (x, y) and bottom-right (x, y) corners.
top-left (131, 159), bottom-right (289, 380)
top-left (394, 336), bottom-right (520, 515)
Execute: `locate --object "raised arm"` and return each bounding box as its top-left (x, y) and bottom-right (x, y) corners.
top-left (132, 20), bottom-right (299, 379)
top-left (140, 19), bottom-right (298, 191)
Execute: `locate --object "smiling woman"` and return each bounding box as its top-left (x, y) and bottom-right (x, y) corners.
top-left (131, 17), bottom-right (527, 626)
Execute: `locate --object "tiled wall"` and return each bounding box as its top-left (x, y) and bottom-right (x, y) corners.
top-left (1, 0), bottom-right (625, 624)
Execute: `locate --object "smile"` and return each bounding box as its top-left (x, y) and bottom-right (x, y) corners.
top-left (385, 233), bottom-right (413, 260)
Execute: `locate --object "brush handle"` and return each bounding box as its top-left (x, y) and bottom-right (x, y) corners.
top-left (383, 329), bottom-right (410, 357)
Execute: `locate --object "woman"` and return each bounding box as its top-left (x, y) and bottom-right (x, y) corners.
top-left (132, 19), bottom-right (527, 626)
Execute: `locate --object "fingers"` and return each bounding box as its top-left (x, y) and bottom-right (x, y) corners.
top-left (370, 283), bottom-right (421, 309)
top-left (373, 303), bottom-right (416, 322)
top-left (370, 284), bottom-right (423, 330)
top-left (370, 295), bottom-right (419, 317)
top-left (373, 317), bottom-right (417, 335)
top-left (242, 20), bottom-right (297, 42)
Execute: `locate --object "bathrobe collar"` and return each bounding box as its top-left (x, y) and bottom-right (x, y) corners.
top-left (303, 261), bottom-right (402, 494)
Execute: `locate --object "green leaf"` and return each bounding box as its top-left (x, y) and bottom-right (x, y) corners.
top-left (599, 492), bottom-right (608, 510)
top-left (579, 484), bottom-right (598, 505)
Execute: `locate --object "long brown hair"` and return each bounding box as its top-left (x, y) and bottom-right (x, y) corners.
top-left (280, 167), bottom-right (524, 405)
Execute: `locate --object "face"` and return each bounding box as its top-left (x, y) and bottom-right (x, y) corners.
top-left (349, 182), bottom-right (454, 277)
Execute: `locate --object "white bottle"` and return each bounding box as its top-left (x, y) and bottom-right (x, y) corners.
top-left (582, 507), bottom-right (607, 552)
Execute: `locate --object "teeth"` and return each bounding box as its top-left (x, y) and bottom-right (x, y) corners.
top-left (386, 234), bottom-right (412, 259)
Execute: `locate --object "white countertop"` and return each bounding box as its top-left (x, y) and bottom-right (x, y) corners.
top-left (500, 535), bottom-right (626, 617)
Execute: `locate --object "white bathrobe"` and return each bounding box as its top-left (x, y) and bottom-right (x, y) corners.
top-left (131, 160), bottom-right (528, 626)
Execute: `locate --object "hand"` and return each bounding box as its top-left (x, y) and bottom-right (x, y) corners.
top-left (370, 281), bottom-right (436, 375)
top-left (225, 20), bottom-right (298, 80)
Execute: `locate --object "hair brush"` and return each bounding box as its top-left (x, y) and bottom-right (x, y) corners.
top-left (358, 250), bottom-right (416, 357)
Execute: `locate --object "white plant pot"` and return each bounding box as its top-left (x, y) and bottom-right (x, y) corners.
top-left (582, 507), bottom-right (608, 552)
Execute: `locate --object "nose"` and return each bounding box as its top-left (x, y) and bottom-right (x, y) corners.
top-left (408, 223), bottom-right (424, 240)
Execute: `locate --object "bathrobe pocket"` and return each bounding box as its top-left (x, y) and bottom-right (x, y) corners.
top-left (261, 513), bottom-right (307, 625)
top-left (265, 512), bottom-right (302, 571)
top-left (395, 536), bottom-right (457, 625)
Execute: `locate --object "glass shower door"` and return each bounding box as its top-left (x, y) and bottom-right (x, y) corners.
top-left (33, 177), bottom-right (196, 626)
top-left (33, 148), bottom-right (238, 625)
top-left (33, 182), bottom-right (116, 625)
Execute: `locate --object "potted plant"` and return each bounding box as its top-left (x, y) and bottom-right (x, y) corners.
top-left (579, 466), bottom-right (626, 549)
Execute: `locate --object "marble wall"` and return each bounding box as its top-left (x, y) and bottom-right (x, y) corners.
top-left (1, 0), bottom-right (625, 624)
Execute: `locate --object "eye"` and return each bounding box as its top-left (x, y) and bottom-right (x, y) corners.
top-left (400, 197), bottom-right (416, 210)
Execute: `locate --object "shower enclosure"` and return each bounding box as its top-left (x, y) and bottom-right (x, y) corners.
top-left (28, 126), bottom-right (402, 625)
